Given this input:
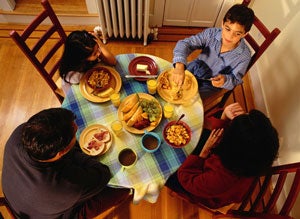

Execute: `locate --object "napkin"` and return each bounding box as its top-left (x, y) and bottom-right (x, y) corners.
top-left (132, 181), bottom-right (163, 204)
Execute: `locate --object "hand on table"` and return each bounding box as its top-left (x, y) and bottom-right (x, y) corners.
top-left (221, 102), bottom-right (245, 120)
top-left (171, 63), bottom-right (186, 87)
top-left (199, 128), bottom-right (224, 158)
top-left (211, 74), bottom-right (226, 88)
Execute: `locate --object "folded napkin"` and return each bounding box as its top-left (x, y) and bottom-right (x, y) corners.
top-left (132, 180), bottom-right (163, 204)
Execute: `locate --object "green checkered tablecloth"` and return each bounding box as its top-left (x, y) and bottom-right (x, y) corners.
top-left (62, 53), bottom-right (203, 203)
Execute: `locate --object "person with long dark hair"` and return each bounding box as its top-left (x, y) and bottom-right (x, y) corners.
top-left (166, 103), bottom-right (279, 209)
top-left (59, 30), bottom-right (116, 95)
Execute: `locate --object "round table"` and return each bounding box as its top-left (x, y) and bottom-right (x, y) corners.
top-left (62, 53), bottom-right (204, 203)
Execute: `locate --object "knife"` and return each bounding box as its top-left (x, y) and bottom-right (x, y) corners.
top-left (125, 75), bottom-right (157, 79)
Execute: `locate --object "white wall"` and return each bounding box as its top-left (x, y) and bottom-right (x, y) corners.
top-left (250, 0), bottom-right (300, 164)
top-left (249, 0), bottom-right (300, 217)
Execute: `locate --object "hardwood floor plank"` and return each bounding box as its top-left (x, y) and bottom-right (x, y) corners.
top-left (1, 0), bottom-right (88, 15)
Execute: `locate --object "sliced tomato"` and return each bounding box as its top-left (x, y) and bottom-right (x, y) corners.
top-left (94, 129), bottom-right (111, 142)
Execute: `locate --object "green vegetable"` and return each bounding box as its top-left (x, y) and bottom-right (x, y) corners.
top-left (140, 99), bottom-right (161, 122)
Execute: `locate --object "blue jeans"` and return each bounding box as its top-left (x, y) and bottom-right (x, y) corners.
top-left (187, 59), bottom-right (222, 99)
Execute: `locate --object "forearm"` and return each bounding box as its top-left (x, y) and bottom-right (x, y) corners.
top-left (204, 112), bottom-right (230, 130)
top-left (221, 74), bottom-right (243, 90)
top-left (100, 47), bottom-right (117, 66)
top-left (177, 155), bottom-right (208, 194)
top-left (62, 150), bottom-right (112, 202)
top-left (173, 38), bottom-right (197, 66)
top-left (221, 58), bottom-right (250, 90)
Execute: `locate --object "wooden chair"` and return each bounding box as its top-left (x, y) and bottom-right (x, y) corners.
top-left (168, 162), bottom-right (300, 219)
top-left (10, 0), bottom-right (67, 103)
top-left (0, 197), bottom-right (16, 219)
top-left (203, 0), bottom-right (281, 113)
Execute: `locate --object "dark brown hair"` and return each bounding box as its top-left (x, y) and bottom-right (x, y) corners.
top-left (223, 4), bottom-right (255, 32)
top-left (22, 108), bottom-right (76, 160)
top-left (214, 109), bottom-right (279, 177)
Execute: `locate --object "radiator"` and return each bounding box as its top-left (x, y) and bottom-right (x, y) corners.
top-left (95, 0), bottom-right (151, 46)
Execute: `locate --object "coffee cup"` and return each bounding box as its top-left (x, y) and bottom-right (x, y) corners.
top-left (118, 148), bottom-right (137, 169)
top-left (141, 130), bottom-right (161, 153)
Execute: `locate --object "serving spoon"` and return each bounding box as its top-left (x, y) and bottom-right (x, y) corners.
top-left (176, 114), bottom-right (185, 124)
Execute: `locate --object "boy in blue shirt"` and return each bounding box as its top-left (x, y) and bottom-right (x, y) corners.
top-left (171, 4), bottom-right (255, 99)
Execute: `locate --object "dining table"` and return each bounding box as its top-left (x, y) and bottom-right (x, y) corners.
top-left (61, 53), bottom-right (204, 204)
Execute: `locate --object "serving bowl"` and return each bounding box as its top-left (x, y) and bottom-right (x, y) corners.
top-left (163, 120), bottom-right (191, 148)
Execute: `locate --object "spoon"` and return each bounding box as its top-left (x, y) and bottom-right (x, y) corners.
top-left (176, 114), bottom-right (185, 124)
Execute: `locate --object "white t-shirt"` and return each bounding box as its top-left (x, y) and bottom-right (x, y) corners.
top-left (61, 71), bottom-right (83, 95)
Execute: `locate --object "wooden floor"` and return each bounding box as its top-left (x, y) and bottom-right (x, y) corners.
top-left (0, 23), bottom-right (253, 218)
top-left (1, 0), bottom-right (89, 15)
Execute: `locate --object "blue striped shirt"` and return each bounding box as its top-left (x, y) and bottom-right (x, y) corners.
top-left (173, 28), bottom-right (251, 90)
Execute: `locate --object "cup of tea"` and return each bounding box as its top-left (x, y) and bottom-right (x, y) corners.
top-left (118, 148), bottom-right (137, 170)
top-left (141, 130), bottom-right (161, 153)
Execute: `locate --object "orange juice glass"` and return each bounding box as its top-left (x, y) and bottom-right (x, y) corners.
top-left (163, 103), bottom-right (174, 119)
top-left (147, 79), bottom-right (157, 94)
top-left (111, 120), bottom-right (123, 136)
top-left (110, 93), bottom-right (121, 107)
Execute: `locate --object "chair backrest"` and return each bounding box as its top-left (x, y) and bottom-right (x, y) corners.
top-left (10, 0), bottom-right (67, 103)
top-left (218, 162), bottom-right (300, 219)
top-left (169, 162), bottom-right (300, 219)
top-left (240, 0), bottom-right (281, 72)
top-left (203, 1), bottom-right (281, 113)
top-left (244, 18), bottom-right (281, 72)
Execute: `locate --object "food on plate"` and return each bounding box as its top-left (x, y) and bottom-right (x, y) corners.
top-left (181, 76), bottom-right (192, 90)
top-left (170, 81), bottom-right (183, 100)
top-left (97, 87), bottom-right (115, 98)
top-left (158, 71), bottom-right (193, 100)
top-left (126, 98), bottom-right (161, 129)
top-left (86, 139), bottom-right (105, 151)
top-left (123, 101), bottom-right (140, 121)
top-left (139, 99), bottom-right (161, 123)
top-left (126, 106), bottom-right (143, 127)
top-left (133, 118), bottom-right (150, 130)
top-left (120, 93), bottom-right (140, 113)
top-left (87, 68), bottom-right (111, 93)
top-left (128, 56), bottom-right (158, 81)
top-left (83, 128), bottom-right (111, 155)
top-left (165, 123), bottom-right (190, 146)
top-left (136, 64), bottom-right (148, 72)
top-left (159, 71), bottom-right (171, 89)
top-left (120, 93), bottom-right (161, 130)
top-left (93, 129), bottom-right (111, 142)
